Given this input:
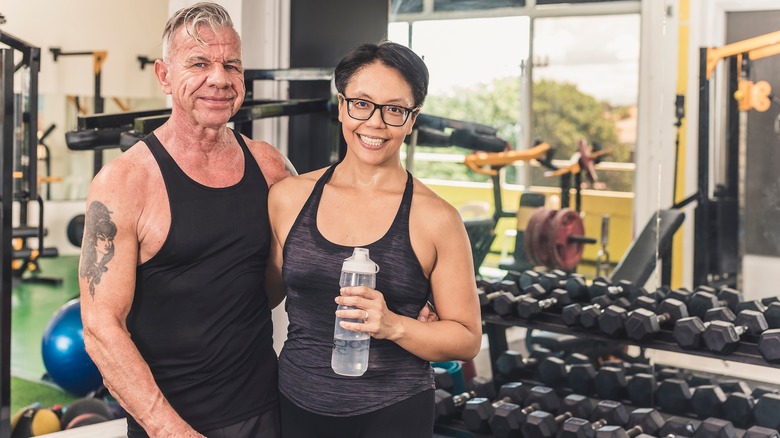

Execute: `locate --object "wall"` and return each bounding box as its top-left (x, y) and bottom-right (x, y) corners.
top-left (2, 0), bottom-right (170, 201)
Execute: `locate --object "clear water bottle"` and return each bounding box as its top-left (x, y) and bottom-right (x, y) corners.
top-left (331, 247), bottom-right (379, 376)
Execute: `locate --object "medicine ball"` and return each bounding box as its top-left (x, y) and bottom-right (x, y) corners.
top-left (60, 398), bottom-right (113, 430)
top-left (10, 406), bottom-right (61, 438)
top-left (41, 299), bottom-right (103, 396)
top-left (66, 214), bottom-right (85, 247)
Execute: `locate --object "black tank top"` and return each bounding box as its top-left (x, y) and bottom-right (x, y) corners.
top-left (278, 162), bottom-right (434, 416)
top-left (126, 131), bottom-right (278, 434)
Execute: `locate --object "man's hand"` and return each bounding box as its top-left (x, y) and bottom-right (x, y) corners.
top-left (417, 302), bottom-right (439, 322)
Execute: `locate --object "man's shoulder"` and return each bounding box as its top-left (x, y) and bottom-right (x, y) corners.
top-left (90, 142), bottom-right (157, 198)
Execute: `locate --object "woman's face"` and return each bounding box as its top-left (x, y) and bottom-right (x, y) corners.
top-left (338, 61), bottom-right (417, 166)
top-left (95, 232), bottom-right (114, 257)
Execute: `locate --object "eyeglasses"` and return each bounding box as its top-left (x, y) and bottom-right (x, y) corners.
top-left (340, 95), bottom-right (417, 127)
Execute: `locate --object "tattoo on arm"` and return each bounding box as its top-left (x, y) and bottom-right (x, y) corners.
top-left (79, 201), bottom-right (117, 299)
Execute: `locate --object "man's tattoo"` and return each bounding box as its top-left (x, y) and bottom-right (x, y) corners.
top-left (79, 201), bottom-right (117, 299)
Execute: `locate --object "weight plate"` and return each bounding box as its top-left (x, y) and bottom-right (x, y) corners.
top-left (547, 208), bottom-right (585, 271)
top-left (525, 207), bottom-right (556, 268)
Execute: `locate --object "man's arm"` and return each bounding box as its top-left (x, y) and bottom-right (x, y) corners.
top-left (79, 163), bottom-right (203, 437)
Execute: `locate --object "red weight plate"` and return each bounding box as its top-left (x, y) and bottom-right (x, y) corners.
top-left (525, 208), bottom-right (556, 268)
top-left (547, 208), bottom-right (586, 271)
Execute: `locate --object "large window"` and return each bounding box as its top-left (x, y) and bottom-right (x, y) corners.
top-left (389, 7), bottom-right (639, 193)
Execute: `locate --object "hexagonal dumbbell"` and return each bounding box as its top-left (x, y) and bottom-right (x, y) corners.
top-left (597, 305), bottom-right (631, 337)
top-left (520, 394), bottom-right (597, 437)
top-left (434, 376), bottom-right (496, 420)
top-left (755, 393), bottom-right (780, 431)
top-left (517, 288), bottom-right (573, 319)
top-left (702, 310), bottom-right (768, 354)
top-left (689, 417), bottom-right (738, 438)
top-left (565, 274), bottom-right (591, 302)
top-left (486, 385), bottom-right (562, 438)
top-left (537, 356), bottom-right (589, 388)
top-left (493, 283), bottom-right (548, 317)
top-left (655, 378), bottom-right (693, 415)
top-left (624, 298), bottom-right (688, 342)
top-left (687, 288), bottom-right (743, 318)
top-left (759, 328), bottom-right (780, 363)
top-left (744, 425), bottom-right (780, 438)
top-left (673, 307), bottom-right (741, 349)
top-left (589, 400), bottom-right (630, 427)
top-left (592, 408), bottom-right (664, 437)
top-left (461, 381), bottom-right (529, 432)
top-left (494, 348), bottom-right (547, 379)
top-left (690, 384), bottom-right (728, 420)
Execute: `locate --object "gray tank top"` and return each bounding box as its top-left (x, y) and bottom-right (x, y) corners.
top-left (278, 162), bottom-right (434, 416)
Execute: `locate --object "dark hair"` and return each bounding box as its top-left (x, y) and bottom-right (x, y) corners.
top-left (334, 41), bottom-right (429, 108)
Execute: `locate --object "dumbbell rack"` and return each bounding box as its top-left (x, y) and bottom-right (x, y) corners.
top-left (482, 312), bottom-right (777, 376)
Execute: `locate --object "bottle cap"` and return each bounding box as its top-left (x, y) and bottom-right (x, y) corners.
top-left (342, 248), bottom-right (379, 274)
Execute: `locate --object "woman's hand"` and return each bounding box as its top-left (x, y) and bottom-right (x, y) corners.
top-left (335, 286), bottom-right (405, 341)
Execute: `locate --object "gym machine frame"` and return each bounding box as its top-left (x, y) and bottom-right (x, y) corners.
top-left (0, 46), bottom-right (13, 438)
top-left (694, 30), bottom-right (780, 289)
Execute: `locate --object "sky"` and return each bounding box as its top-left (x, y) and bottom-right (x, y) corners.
top-left (389, 14), bottom-right (641, 106)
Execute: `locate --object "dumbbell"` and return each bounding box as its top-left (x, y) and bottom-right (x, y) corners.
top-left (755, 393), bottom-right (780, 431)
top-left (658, 416), bottom-right (698, 437)
top-left (434, 367), bottom-right (453, 391)
top-left (592, 408), bottom-right (664, 437)
top-left (434, 376), bottom-right (496, 420)
top-left (672, 307), bottom-right (742, 349)
top-left (565, 275), bottom-right (589, 300)
top-left (494, 348), bottom-right (549, 379)
top-left (689, 417), bottom-right (738, 438)
top-left (702, 310), bottom-right (768, 354)
top-left (461, 382), bottom-right (528, 432)
top-left (624, 299), bottom-right (688, 342)
top-left (759, 329), bottom-right (780, 363)
top-left (535, 356), bottom-right (597, 396)
top-left (655, 378), bottom-right (694, 415)
top-left (692, 379), bottom-right (753, 427)
top-left (744, 425), bottom-right (780, 438)
top-left (581, 298), bottom-right (629, 329)
top-left (589, 279), bottom-right (645, 302)
top-left (493, 283), bottom-right (548, 317)
top-left (687, 288), bottom-right (743, 318)
top-left (484, 385), bottom-right (562, 437)
top-left (520, 394), bottom-right (598, 437)
top-left (517, 289), bottom-right (573, 319)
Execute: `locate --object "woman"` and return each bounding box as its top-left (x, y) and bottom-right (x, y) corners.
top-left (266, 40), bottom-right (482, 438)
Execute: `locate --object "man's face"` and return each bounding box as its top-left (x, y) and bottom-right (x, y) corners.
top-left (156, 24), bottom-right (245, 129)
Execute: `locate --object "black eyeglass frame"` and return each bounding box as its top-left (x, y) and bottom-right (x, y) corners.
top-left (339, 94), bottom-right (419, 127)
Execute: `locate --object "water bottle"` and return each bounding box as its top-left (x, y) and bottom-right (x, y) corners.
top-left (331, 247), bottom-right (379, 376)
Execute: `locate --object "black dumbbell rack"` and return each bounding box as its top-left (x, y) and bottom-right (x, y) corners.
top-left (482, 311), bottom-right (776, 378)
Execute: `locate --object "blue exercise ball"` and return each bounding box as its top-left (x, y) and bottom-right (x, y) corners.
top-left (41, 298), bottom-right (103, 396)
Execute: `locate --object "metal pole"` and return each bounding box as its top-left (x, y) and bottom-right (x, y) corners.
top-left (0, 48), bottom-right (15, 438)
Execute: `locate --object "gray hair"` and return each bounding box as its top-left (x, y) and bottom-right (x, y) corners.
top-left (162, 2), bottom-right (238, 62)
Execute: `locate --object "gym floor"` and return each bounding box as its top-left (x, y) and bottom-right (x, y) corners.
top-left (12, 256), bottom-right (80, 383)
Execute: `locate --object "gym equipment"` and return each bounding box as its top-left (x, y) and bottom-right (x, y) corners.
top-left (66, 214), bottom-right (85, 247)
top-left (461, 382), bottom-right (528, 432)
top-left (59, 398), bottom-right (113, 430)
top-left (10, 406), bottom-right (60, 437)
top-left (517, 289), bottom-right (573, 319)
top-left (41, 299), bottom-right (103, 396)
top-left (755, 393), bottom-right (780, 430)
top-left (624, 299), bottom-right (689, 342)
top-left (702, 310), bottom-right (768, 354)
top-left (760, 329), bottom-right (780, 362)
top-left (524, 207), bottom-right (595, 272)
top-left (520, 394), bottom-right (599, 437)
top-left (483, 385), bottom-right (561, 437)
top-left (687, 289), bottom-right (744, 318)
top-left (434, 376), bottom-right (496, 421)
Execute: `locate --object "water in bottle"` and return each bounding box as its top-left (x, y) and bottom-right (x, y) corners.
top-left (331, 247), bottom-right (379, 376)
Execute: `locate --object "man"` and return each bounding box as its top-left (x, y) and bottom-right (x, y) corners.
top-left (78, 3), bottom-right (290, 437)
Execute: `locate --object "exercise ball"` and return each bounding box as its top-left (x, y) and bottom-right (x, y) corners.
top-left (10, 406), bottom-right (61, 437)
top-left (41, 299), bottom-right (103, 396)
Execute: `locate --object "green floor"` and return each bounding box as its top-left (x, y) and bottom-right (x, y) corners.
top-left (10, 255), bottom-right (82, 411)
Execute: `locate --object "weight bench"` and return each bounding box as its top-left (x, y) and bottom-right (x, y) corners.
top-left (610, 209), bottom-right (686, 288)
